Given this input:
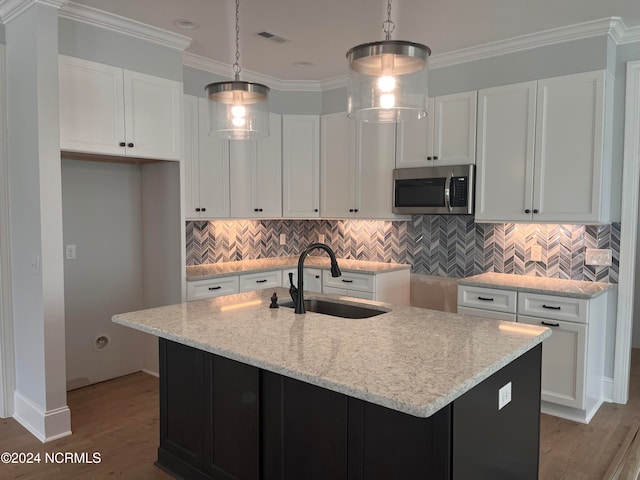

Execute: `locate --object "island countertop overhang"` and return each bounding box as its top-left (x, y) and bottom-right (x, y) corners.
top-left (112, 288), bottom-right (550, 418)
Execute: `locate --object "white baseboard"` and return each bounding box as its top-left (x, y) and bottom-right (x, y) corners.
top-left (142, 368), bottom-right (159, 378)
top-left (14, 391), bottom-right (71, 443)
top-left (603, 376), bottom-right (614, 403)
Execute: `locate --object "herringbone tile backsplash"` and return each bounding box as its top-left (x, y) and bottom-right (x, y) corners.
top-left (186, 218), bottom-right (620, 283)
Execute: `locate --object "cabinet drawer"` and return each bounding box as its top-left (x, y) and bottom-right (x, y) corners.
top-left (517, 293), bottom-right (588, 324)
top-left (323, 271), bottom-right (374, 293)
top-left (457, 306), bottom-right (517, 322)
top-left (324, 286), bottom-right (375, 300)
top-left (239, 270), bottom-right (282, 292)
top-left (187, 276), bottom-right (240, 301)
top-left (457, 286), bottom-right (517, 313)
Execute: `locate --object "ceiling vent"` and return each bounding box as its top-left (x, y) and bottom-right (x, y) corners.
top-left (257, 31), bottom-right (289, 44)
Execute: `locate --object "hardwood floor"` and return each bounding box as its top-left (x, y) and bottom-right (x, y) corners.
top-left (0, 372), bottom-right (170, 479)
top-left (539, 348), bottom-right (640, 479)
top-left (1, 350), bottom-right (639, 479)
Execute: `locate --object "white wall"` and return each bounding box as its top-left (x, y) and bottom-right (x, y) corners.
top-left (61, 159), bottom-right (148, 389)
top-left (6, 4), bottom-right (70, 441)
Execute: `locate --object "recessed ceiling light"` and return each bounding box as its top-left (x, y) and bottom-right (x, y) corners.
top-left (293, 61), bottom-right (314, 68)
top-left (172, 19), bottom-right (200, 30)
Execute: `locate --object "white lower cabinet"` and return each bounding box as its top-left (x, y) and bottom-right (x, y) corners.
top-left (282, 268), bottom-right (322, 293)
top-left (187, 276), bottom-right (240, 301)
top-left (323, 269), bottom-right (410, 305)
top-left (518, 315), bottom-right (586, 409)
top-left (457, 284), bottom-right (609, 423)
top-left (239, 270), bottom-right (282, 292)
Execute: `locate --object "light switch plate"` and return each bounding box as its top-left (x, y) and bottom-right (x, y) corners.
top-left (498, 382), bottom-right (512, 410)
top-left (318, 234), bottom-right (325, 243)
top-left (585, 248), bottom-right (612, 266)
top-left (65, 244), bottom-right (77, 260)
top-left (279, 234), bottom-right (286, 246)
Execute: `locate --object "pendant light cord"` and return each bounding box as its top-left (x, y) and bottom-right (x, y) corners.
top-left (383, 0), bottom-right (395, 41)
top-left (233, 0), bottom-right (241, 81)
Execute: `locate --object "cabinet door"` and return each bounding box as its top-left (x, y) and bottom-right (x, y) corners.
top-left (320, 113), bottom-right (357, 217)
top-left (183, 95), bottom-right (200, 218)
top-left (518, 315), bottom-right (586, 409)
top-left (533, 71), bottom-right (607, 223)
top-left (283, 115), bottom-right (320, 218)
top-left (229, 114), bottom-right (281, 218)
top-left (197, 98), bottom-right (230, 218)
top-left (475, 82), bottom-right (537, 222)
top-left (356, 122), bottom-right (397, 218)
top-left (433, 91), bottom-right (477, 166)
top-left (395, 98), bottom-right (434, 168)
top-left (59, 55), bottom-right (125, 156)
top-left (123, 70), bottom-right (182, 161)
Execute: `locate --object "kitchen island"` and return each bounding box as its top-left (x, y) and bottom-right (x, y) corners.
top-left (113, 288), bottom-right (550, 480)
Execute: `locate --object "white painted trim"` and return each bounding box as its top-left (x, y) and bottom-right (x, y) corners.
top-left (13, 392), bottom-right (71, 443)
top-left (0, 0), bottom-right (67, 23)
top-left (185, 16), bottom-right (638, 91)
top-left (142, 368), bottom-right (159, 378)
top-left (0, 45), bottom-right (15, 419)
top-left (58, 1), bottom-right (192, 52)
top-left (602, 376), bottom-right (614, 403)
top-left (614, 60), bottom-right (640, 404)
top-left (430, 17), bottom-right (626, 69)
top-left (183, 52), bottom-right (324, 92)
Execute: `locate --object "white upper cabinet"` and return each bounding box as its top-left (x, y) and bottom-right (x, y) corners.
top-left (59, 55), bottom-right (182, 161)
top-left (320, 112), bottom-right (397, 219)
top-left (533, 71), bottom-right (611, 223)
top-left (229, 113), bottom-right (282, 218)
top-left (396, 91), bottom-right (477, 168)
top-left (475, 81), bottom-right (537, 222)
top-left (282, 115), bottom-right (320, 218)
top-left (183, 95), bottom-right (230, 219)
top-left (476, 70), bottom-right (613, 223)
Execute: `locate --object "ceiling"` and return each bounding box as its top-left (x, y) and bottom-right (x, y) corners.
top-left (70, 0), bottom-right (640, 82)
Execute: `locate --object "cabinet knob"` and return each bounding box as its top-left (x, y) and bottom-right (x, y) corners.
top-left (354, 208), bottom-right (359, 213)
top-left (314, 209), bottom-right (318, 212)
top-left (426, 156), bottom-right (432, 160)
top-left (433, 156), bottom-right (438, 160)
top-left (119, 142), bottom-right (126, 147)
top-left (533, 209), bottom-right (539, 214)
top-left (525, 209), bottom-right (531, 214)
top-left (127, 143), bottom-right (134, 148)
top-left (195, 208), bottom-right (201, 212)
top-left (258, 208), bottom-right (263, 212)
top-left (201, 207), bottom-right (206, 212)
top-left (254, 208), bottom-right (259, 212)
top-left (349, 209), bottom-right (354, 213)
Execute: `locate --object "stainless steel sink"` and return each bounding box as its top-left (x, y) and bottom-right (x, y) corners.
top-left (279, 299), bottom-right (386, 319)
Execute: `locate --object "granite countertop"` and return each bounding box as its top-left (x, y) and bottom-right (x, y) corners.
top-left (113, 288), bottom-right (550, 418)
top-left (458, 272), bottom-right (614, 299)
top-left (186, 257), bottom-right (411, 281)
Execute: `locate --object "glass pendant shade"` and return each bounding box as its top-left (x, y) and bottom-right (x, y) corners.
top-left (206, 80), bottom-right (270, 140)
top-left (347, 40), bottom-right (430, 122)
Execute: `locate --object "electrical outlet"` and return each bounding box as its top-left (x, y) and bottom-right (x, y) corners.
top-left (318, 234), bottom-right (325, 243)
top-left (585, 248), bottom-right (612, 266)
top-left (279, 234), bottom-right (286, 246)
top-left (498, 382), bottom-right (512, 410)
top-left (530, 245), bottom-right (542, 262)
top-left (65, 244), bottom-right (77, 260)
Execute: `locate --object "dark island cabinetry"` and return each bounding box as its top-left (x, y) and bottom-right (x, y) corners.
top-left (157, 338), bottom-right (541, 480)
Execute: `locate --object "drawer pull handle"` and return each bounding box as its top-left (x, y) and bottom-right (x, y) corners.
top-left (477, 296), bottom-right (494, 301)
top-left (208, 286), bottom-right (222, 291)
top-left (542, 304), bottom-right (561, 310)
top-left (256, 279), bottom-right (268, 283)
top-left (342, 279), bottom-right (354, 283)
top-left (541, 321), bottom-right (560, 327)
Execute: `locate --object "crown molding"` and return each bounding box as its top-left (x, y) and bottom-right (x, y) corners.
top-left (430, 17), bottom-right (626, 69)
top-left (183, 52), bottom-right (324, 92)
top-left (619, 24), bottom-right (640, 45)
top-left (58, 1), bottom-right (192, 51)
top-left (0, 0), bottom-right (67, 23)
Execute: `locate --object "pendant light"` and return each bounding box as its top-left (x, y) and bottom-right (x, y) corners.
top-left (206, 0), bottom-right (270, 139)
top-left (346, 0), bottom-right (430, 122)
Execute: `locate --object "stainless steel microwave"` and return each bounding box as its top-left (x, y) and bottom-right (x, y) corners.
top-left (392, 165), bottom-right (474, 215)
